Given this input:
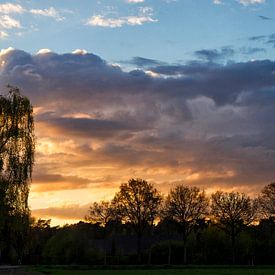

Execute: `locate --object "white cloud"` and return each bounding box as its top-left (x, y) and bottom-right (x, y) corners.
top-left (72, 49), bottom-right (88, 55)
top-left (0, 15), bottom-right (21, 28)
top-left (213, 0), bottom-right (222, 4)
top-left (0, 47), bottom-right (14, 57)
top-left (37, 49), bottom-right (52, 55)
top-left (237, 0), bottom-right (265, 5)
top-left (86, 6), bottom-right (157, 28)
top-left (30, 7), bottom-right (64, 21)
top-left (127, 15), bottom-right (156, 25)
top-left (0, 3), bottom-right (25, 14)
top-left (0, 31), bottom-right (8, 39)
top-left (87, 15), bottom-right (125, 28)
top-left (87, 14), bottom-right (157, 28)
top-left (126, 0), bottom-right (145, 3)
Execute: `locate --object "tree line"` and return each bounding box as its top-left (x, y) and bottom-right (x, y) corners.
top-left (83, 178), bottom-right (274, 265)
top-left (1, 87), bottom-right (275, 265)
top-left (24, 180), bottom-right (275, 266)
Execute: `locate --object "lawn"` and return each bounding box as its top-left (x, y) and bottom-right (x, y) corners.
top-left (28, 267), bottom-right (275, 275)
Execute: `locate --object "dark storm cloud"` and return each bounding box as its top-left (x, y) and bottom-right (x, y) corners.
top-left (1, 48), bottom-right (275, 192)
top-left (32, 172), bottom-right (91, 191)
top-left (39, 115), bottom-right (148, 139)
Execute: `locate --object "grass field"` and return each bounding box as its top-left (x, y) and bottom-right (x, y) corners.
top-left (28, 267), bottom-right (275, 275)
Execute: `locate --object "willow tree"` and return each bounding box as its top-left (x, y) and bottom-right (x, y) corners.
top-left (0, 86), bottom-right (35, 263)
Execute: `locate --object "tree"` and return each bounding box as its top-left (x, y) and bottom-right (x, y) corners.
top-left (85, 200), bottom-right (115, 265)
top-left (85, 200), bottom-right (114, 227)
top-left (0, 86), bottom-right (35, 263)
top-left (112, 178), bottom-right (162, 260)
top-left (164, 185), bottom-right (209, 264)
top-left (258, 183), bottom-right (275, 218)
top-left (211, 191), bottom-right (257, 264)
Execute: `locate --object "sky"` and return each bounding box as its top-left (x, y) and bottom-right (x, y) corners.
top-left (1, 0), bottom-right (275, 225)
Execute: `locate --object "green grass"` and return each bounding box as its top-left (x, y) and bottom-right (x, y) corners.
top-left (27, 266), bottom-right (275, 275)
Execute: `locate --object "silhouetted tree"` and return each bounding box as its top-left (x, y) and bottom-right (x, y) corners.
top-left (112, 178), bottom-right (162, 261)
top-left (258, 182), bottom-right (275, 218)
top-left (85, 200), bottom-right (116, 264)
top-left (211, 191), bottom-right (257, 264)
top-left (85, 200), bottom-right (114, 226)
top-left (0, 86), bottom-right (35, 263)
top-left (163, 185), bottom-right (209, 264)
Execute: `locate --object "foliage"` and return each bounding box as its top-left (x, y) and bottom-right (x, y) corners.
top-left (0, 86), bottom-right (35, 263)
top-left (258, 182), bottom-right (275, 218)
top-left (113, 179), bottom-right (163, 228)
top-left (164, 185), bottom-right (209, 241)
top-left (211, 191), bottom-right (257, 263)
top-left (163, 185), bottom-right (209, 263)
top-left (85, 200), bottom-right (115, 226)
top-left (211, 191), bottom-right (257, 237)
top-left (112, 178), bottom-right (162, 257)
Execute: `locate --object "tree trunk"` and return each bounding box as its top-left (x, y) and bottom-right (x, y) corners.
top-left (231, 232), bottom-right (236, 265)
top-left (183, 241), bottom-right (187, 265)
top-left (182, 226), bottom-right (187, 265)
top-left (137, 231), bottom-right (142, 263)
top-left (168, 241), bottom-right (172, 265)
top-left (148, 248), bottom-right (152, 265)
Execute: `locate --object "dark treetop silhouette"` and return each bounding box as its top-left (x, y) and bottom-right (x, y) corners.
top-left (112, 178), bottom-right (162, 261)
top-left (211, 191), bottom-right (257, 264)
top-left (163, 186), bottom-right (209, 264)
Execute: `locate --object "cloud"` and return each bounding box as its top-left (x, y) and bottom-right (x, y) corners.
top-left (36, 114), bottom-right (146, 139)
top-left (239, 47), bottom-right (266, 55)
top-left (195, 47), bottom-right (235, 62)
top-left (266, 34), bottom-right (275, 47)
top-left (32, 204), bottom-right (89, 220)
top-left (32, 172), bottom-right (92, 192)
top-left (237, 0), bottom-right (265, 5)
top-left (214, 0), bottom-right (265, 4)
top-left (37, 48), bottom-right (52, 55)
top-left (259, 15), bottom-right (272, 20)
top-left (248, 35), bottom-right (266, 41)
top-left (0, 15), bottom-right (21, 28)
top-left (0, 3), bottom-right (25, 14)
top-left (86, 6), bottom-right (157, 28)
top-left (249, 33), bottom-right (275, 47)
top-left (30, 7), bottom-right (64, 21)
top-left (86, 15), bottom-right (125, 28)
top-left (123, 56), bottom-right (166, 67)
top-left (126, 0), bottom-right (145, 3)
top-left (1, 49), bottom-right (275, 200)
top-left (0, 31), bottom-right (8, 39)
top-left (72, 49), bottom-right (88, 55)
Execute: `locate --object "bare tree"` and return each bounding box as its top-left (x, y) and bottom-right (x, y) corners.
top-left (85, 200), bottom-right (115, 265)
top-left (258, 183), bottom-right (275, 218)
top-left (112, 178), bottom-right (162, 260)
top-left (164, 185), bottom-right (209, 264)
top-left (85, 200), bottom-right (114, 226)
top-left (211, 191), bottom-right (257, 264)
